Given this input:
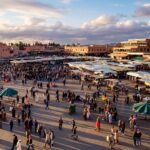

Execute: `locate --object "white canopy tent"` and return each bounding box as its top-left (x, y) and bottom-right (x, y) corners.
top-left (67, 61), bottom-right (117, 76)
top-left (127, 71), bottom-right (150, 78)
top-left (127, 72), bottom-right (142, 78)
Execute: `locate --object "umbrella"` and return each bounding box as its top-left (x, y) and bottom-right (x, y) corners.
top-left (0, 88), bottom-right (18, 97)
top-left (132, 102), bottom-right (150, 115)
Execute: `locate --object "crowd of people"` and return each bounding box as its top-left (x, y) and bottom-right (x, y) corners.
top-left (0, 61), bottom-right (147, 150)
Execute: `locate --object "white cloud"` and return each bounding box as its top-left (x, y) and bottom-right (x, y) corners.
top-left (60, 0), bottom-right (75, 4)
top-left (0, 0), bottom-right (64, 17)
top-left (116, 20), bottom-right (143, 28)
top-left (143, 3), bottom-right (150, 7)
top-left (0, 16), bottom-right (149, 44)
top-left (24, 17), bottom-right (47, 26)
top-left (81, 15), bottom-right (118, 29)
top-left (136, 3), bottom-right (150, 17)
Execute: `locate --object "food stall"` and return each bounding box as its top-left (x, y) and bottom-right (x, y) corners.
top-left (104, 79), bottom-right (120, 90)
top-left (145, 80), bottom-right (150, 93)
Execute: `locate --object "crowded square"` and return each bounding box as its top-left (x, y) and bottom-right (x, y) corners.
top-left (0, 56), bottom-right (150, 150)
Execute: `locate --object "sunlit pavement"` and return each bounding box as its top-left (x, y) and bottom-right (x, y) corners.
top-left (0, 79), bottom-right (150, 150)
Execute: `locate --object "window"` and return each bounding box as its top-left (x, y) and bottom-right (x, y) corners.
top-left (9, 50), bottom-right (14, 54)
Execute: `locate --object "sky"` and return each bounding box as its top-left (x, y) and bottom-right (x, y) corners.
top-left (0, 0), bottom-right (150, 44)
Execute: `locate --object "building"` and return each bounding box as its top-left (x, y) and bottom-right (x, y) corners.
top-left (26, 45), bottom-right (46, 53)
top-left (0, 43), bottom-right (12, 58)
top-left (111, 38), bottom-right (150, 60)
top-left (0, 43), bottom-right (21, 58)
top-left (64, 45), bottom-right (112, 56)
top-left (26, 45), bottom-right (64, 56)
top-left (0, 43), bottom-right (27, 58)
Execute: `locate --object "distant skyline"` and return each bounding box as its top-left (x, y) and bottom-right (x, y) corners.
top-left (0, 0), bottom-right (150, 44)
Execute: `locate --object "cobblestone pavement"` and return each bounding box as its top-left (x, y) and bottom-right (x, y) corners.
top-left (0, 79), bottom-right (150, 150)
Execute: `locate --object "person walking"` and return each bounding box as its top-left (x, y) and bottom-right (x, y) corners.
top-left (133, 130), bottom-right (138, 146)
top-left (11, 134), bottom-right (18, 150)
top-left (34, 119), bottom-right (38, 134)
top-left (38, 124), bottom-right (42, 138)
top-left (118, 119), bottom-right (121, 132)
top-left (120, 120), bottom-right (126, 135)
top-left (45, 93), bottom-right (50, 110)
top-left (27, 143), bottom-right (34, 150)
top-left (83, 107), bottom-right (87, 120)
top-left (10, 119), bottom-right (14, 132)
top-left (44, 99), bottom-right (48, 110)
top-left (29, 118), bottom-right (33, 132)
top-left (81, 82), bottom-right (84, 90)
top-left (21, 97), bottom-right (25, 104)
top-left (16, 139), bottom-right (22, 150)
top-left (50, 130), bottom-right (55, 147)
top-left (12, 107), bottom-right (16, 118)
top-left (87, 108), bottom-right (91, 120)
top-left (47, 93), bottom-right (50, 102)
top-left (44, 131), bottom-right (50, 148)
top-left (63, 77), bottom-right (66, 86)
top-left (25, 130), bottom-right (30, 145)
top-left (27, 134), bottom-right (32, 146)
top-left (59, 117), bottom-right (63, 130)
top-left (72, 119), bottom-right (76, 131)
top-left (107, 134), bottom-right (115, 150)
top-left (46, 88), bottom-right (49, 95)
top-left (129, 115), bottom-right (134, 131)
top-left (114, 130), bottom-right (119, 144)
top-left (24, 119), bottom-right (29, 131)
top-left (56, 90), bottom-right (59, 102)
top-left (72, 125), bottom-right (78, 140)
top-left (16, 95), bottom-right (19, 103)
top-left (108, 112), bottom-right (112, 124)
top-left (110, 126), bottom-right (115, 135)
top-left (136, 129), bottom-right (142, 146)
top-left (95, 116), bottom-right (101, 131)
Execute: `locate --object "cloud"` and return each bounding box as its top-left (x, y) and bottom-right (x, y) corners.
top-left (60, 0), bottom-right (75, 4)
top-left (24, 17), bottom-right (47, 26)
top-left (0, 16), bottom-right (149, 44)
top-left (0, 0), bottom-right (64, 17)
top-left (116, 20), bottom-right (146, 28)
top-left (81, 15), bottom-right (118, 29)
top-left (136, 3), bottom-right (150, 17)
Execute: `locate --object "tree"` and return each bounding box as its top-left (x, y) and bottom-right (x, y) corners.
top-left (35, 41), bottom-right (42, 46)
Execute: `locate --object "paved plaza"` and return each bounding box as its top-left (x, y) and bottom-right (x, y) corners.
top-left (0, 79), bottom-right (150, 150)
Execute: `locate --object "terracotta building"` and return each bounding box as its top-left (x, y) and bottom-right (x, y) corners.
top-left (64, 45), bottom-right (112, 56)
top-left (0, 43), bottom-right (27, 58)
top-left (26, 45), bottom-right (64, 55)
top-left (111, 38), bottom-right (150, 60)
top-left (26, 45), bottom-right (46, 52)
top-left (0, 43), bottom-right (14, 58)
